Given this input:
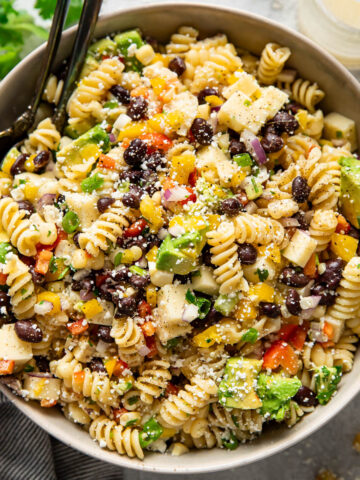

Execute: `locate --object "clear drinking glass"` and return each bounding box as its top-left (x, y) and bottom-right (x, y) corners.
top-left (298, 0), bottom-right (360, 70)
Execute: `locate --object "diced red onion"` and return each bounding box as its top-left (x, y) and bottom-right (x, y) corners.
top-left (300, 307), bottom-right (317, 320)
top-left (138, 345), bottom-right (151, 356)
top-left (182, 303), bottom-right (199, 322)
top-left (80, 289), bottom-right (95, 301)
top-left (308, 322), bottom-right (328, 342)
top-left (297, 280), bottom-right (315, 297)
top-left (137, 256), bottom-right (148, 268)
top-left (109, 133), bottom-right (116, 142)
top-left (280, 217), bottom-right (300, 227)
top-left (244, 201), bottom-right (258, 214)
top-left (34, 300), bottom-right (53, 315)
top-left (211, 106), bottom-right (221, 113)
top-left (27, 372), bottom-right (53, 378)
top-left (162, 186), bottom-right (190, 202)
top-left (0, 375), bottom-right (22, 394)
top-left (304, 210), bottom-right (314, 224)
top-left (37, 193), bottom-right (56, 212)
top-left (251, 138), bottom-right (267, 165)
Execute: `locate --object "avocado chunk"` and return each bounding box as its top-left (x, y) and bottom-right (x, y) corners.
top-left (256, 372), bottom-right (301, 421)
top-left (214, 293), bottom-right (239, 316)
top-left (340, 157), bottom-right (360, 228)
top-left (114, 30), bottom-right (144, 72)
top-left (219, 357), bottom-right (262, 409)
top-left (89, 38), bottom-right (117, 58)
top-left (156, 231), bottom-right (204, 275)
top-left (57, 125), bottom-right (110, 170)
top-left (314, 365), bottom-right (342, 405)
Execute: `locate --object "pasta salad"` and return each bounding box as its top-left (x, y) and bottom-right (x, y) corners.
top-left (0, 26), bottom-right (359, 460)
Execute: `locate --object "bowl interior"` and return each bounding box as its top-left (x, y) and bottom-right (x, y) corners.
top-left (1, 2), bottom-right (360, 474)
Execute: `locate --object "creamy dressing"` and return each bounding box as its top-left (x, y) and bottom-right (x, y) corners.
top-left (321, 0), bottom-right (360, 29)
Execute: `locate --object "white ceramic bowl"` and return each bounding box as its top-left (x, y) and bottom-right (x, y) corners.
top-left (1, 3), bottom-right (360, 474)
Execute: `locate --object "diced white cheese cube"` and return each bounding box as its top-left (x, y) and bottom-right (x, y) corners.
top-left (23, 375), bottom-right (61, 401)
top-left (149, 261), bottom-right (174, 287)
top-left (191, 266), bottom-right (219, 295)
top-left (282, 230), bottom-right (317, 267)
top-left (66, 193), bottom-right (99, 229)
top-left (324, 112), bottom-right (357, 151)
top-left (0, 324), bottom-right (32, 370)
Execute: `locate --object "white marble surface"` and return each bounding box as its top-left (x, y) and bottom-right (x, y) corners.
top-left (16, 1), bottom-right (360, 478)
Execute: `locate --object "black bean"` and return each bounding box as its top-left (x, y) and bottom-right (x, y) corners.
top-left (229, 138), bottom-right (246, 157)
top-left (96, 325), bottom-right (114, 344)
top-left (97, 197), bottom-right (115, 213)
top-left (124, 138), bottom-right (147, 166)
top-left (271, 111), bottom-right (299, 135)
top-left (17, 200), bottom-right (35, 217)
top-left (145, 35), bottom-right (160, 52)
top-left (35, 356), bottom-right (50, 372)
top-left (280, 267), bottom-right (310, 287)
top-left (109, 85), bottom-right (131, 104)
top-left (15, 320), bottom-right (43, 343)
top-left (145, 151), bottom-right (165, 170)
top-left (33, 151), bottom-right (50, 171)
top-left (319, 259), bottom-right (345, 289)
top-left (259, 302), bottom-right (281, 318)
top-left (284, 102), bottom-right (302, 115)
top-left (168, 56), bottom-right (186, 76)
top-left (30, 267), bottom-right (45, 286)
top-left (261, 133), bottom-right (284, 153)
top-left (119, 170), bottom-right (143, 184)
top-left (286, 289), bottom-right (301, 315)
top-left (10, 154), bottom-right (28, 176)
top-left (310, 283), bottom-right (336, 306)
top-left (237, 243), bottom-right (257, 265)
top-left (127, 96), bottom-right (148, 120)
top-left (122, 185), bottom-right (142, 209)
top-left (293, 211), bottom-right (309, 230)
top-left (112, 267), bottom-right (130, 282)
top-left (190, 118), bottom-right (213, 145)
top-left (146, 234), bottom-right (162, 251)
top-left (191, 306), bottom-right (221, 330)
top-left (72, 276), bottom-right (93, 292)
top-left (141, 171), bottom-right (160, 196)
top-left (116, 296), bottom-right (137, 316)
top-left (293, 385), bottom-right (319, 407)
top-left (0, 292), bottom-right (9, 307)
top-left (220, 197), bottom-right (242, 216)
top-left (292, 176), bottom-right (311, 203)
top-left (73, 232), bottom-right (81, 248)
top-left (347, 225), bottom-right (360, 240)
top-left (198, 87), bottom-right (219, 105)
top-left (57, 194), bottom-right (66, 205)
top-left (129, 274), bottom-right (150, 289)
top-left (87, 357), bottom-right (106, 374)
top-left (201, 246), bottom-right (213, 267)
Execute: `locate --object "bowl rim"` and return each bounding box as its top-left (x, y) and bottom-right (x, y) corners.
top-left (1, 1), bottom-right (360, 474)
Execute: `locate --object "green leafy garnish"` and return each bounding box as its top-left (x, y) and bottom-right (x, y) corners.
top-left (222, 431), bottom-right (239, 450)
top-left (0, 242), bottom-right (14, 263)
top-left (255, 268), bottom-right (269, 282)
top-left (314, 365), bottom-right (342, 405)
top-left (185, 289), bottom-right (211, 319)
top-left (233, 153), bottom-right (253, 167)
top-left (241, 328), bottom-right (259, 344)
top-left (49, 256), bottom-right (58, 273)
top-left (24, 364), bottom-right (34, 372)
top-left (165, 337), bottom-right (180, 349)
top-left (129, 265), bottom-right (147, 277)
top-left (62, 211), bottom-right (80, 234)
top-left (139, 417), bottom-right (163, 448)
top-left (81, 173), bottom-right (104, 193)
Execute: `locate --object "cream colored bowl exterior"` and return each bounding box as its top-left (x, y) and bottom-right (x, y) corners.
top-left (1, 3), bottom-right (360, 474)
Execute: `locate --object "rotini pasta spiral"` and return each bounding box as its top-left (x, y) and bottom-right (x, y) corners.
top-left (2, 255), bottom-right (36, 319)
top-left (333, 329), bottom-right (357, 372)
top-left (284, 78), bottom-right (325, 113)
top-left (23, 117), bottom-right (61, 153)
top-left (206, 221), bottom-right (243, 294)
top-left (301, 343), bottom-right (333, 370)
top-left (78, 200), bottom-right (130, 256)
top-left (309, 209), bottom-right (338, 252)
top-left (181, 345), bottom-right (229, 383)
top-left (233, 213), bottom-right (285, 245)
top-left (89, 415), bottom-right (144, 459)
top-left (0, 197), bottom-right (40, 256)
top-left (42, 74), bottom-right (63, 105)
top-left (134, 360), bottom-right (171, 404)
top-left (111, 317), bottom-right (146, 367)
top-left (166, 26), bottom-right (198, 54)
top-left (257, 43), bottom-right (291, 85)
top-left (208, 403), bottom-right (263, 435)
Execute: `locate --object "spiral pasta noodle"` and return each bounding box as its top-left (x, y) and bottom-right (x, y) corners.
top-left (333, 329), bottom-right (357, 372)
top-left (134, 360), bottom-right (171, 404)
top-left (23, 117), bottom-right (61, 153)
top-left (89, 415), bottom-right (144, 459)
top-left (209, 403), bottom-right (263, 435)
top-left (206, 221), bottom-right (243, 294)
top-left (166, 26), bottom-right (198, 55)
top-left (288, 78), bottom-right (325, 113)
top-left (181, 345), bottom-right (229, 383)
top-left (43, 74), bottom-right (63, 105)
top-left (0, 197), bottom-right (40, 256)
top-left (111, 317), bottom-right (146, 367)
top-left (257, 43), bottom-right (291, 85)
top-left (309, 209), bottom-right (338, 252)
top-left (233, 213), bottom-right (285, 245)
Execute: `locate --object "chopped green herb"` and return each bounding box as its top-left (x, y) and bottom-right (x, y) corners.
top-left (255, 268), bottom-right (269, 281)
top-left (24, 364), bottom-right (34, 372)
top-left (127, 396), bottom-right (139, 406)
top-left (114, 251), bottom-right (123, 267)
top-left (222, 431), bottom-right (239, 450)
top-left (81, 173), bottom-right (104, 193)
top-left (243, 99), bottom-right (251, 107)
top-left (139, 417), bottom-right (163, 448)
top-left (49, 256), bottom-right (58, 273)
top-left (314, 365), bottom-right (342, 405)
top-left (103, 100), bottom-right (119, 109)
top-left (315, 254), bottom-right (320, 266)
top-left (19, 179), bottom-right (26, 185)
top-left (58, 266), bottom-right (70, 280)
top-left (125, 419), bottom-right (138, 427)
top-left (241, 328), bottom-right (259, 344)
top-left (0, 242), bottom-right (14, 263)
top-left (118, 181), bottom-right (130, 193)
top-left (233, 153), bottom-right (253, 167)
top-left (47, 230), bottom-right (51, 237)
top-left (251, 177), bottom-right (259, 193)
top-left (165, 337), bottom-right (180, 349)
top-left (129, 265), bottom-right (147, 277)
top-left (62, 211), bottom-right (80, 234)
top-left (336, 130), bottom-right (343, 138)
top-left (20, 288), bottom-right (27, 296)
top-left (185, 289), bottom-right (211, 319)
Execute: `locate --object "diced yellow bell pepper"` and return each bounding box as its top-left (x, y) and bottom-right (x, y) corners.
top-left (24, 183), bottom-right (38, 202)
top-left (207, 214), bottom-right (221, 230)
top-left (140, 195), bottom-right (164, 233)
top-left (161, 428), bottom-right (178, 439)
top-left (33, 378), bottom-right (46, 396)
top-left (234, 298), bottom-right (258, 322)
top-left (146, 246), bottom-right (158, 262)
top-left (330, 233), bottom-right (359, 262)
top-left (319, 139), bottom-right (333, 147)
top-left (79, 143), bottom-right (101, 162)
top-left (1, 147), bottom-right (19, 175)
top-left (226, 69), bottom-right (244, 85)
top-left (150, 77), bottom-right (166, 96)
top-left (104, 357), bottom-right (117, 377)
top-left (118, 122), bottom-right (150, 141)
top-left (248, 283), bottom-right (275, 305)
top-left (150, 54), bottom-right (169, 67)
top-left (81, 299), bottom-right (103, 319)
top-left (295, 109), bottom-right (309, 131)
top-left (147, 114), bottom-right (169, 134)
top-left (170, 153), bottom-right (196, 184)
top-left (24, 154), bottom-right (37, 173)
top-left (169, 215), bottom-right (209, 233)
top-left (231, 168), bottom-right (247, 188)
top-left (258, 244), bottom-right (281, 264)
top-left (0, 172), bottom-right (11, 180)
top-left (193, 325), bottom-right (221, 348)
top-left (146, 284), bottom-right (157, 307)
top-left (204, 95), bottom-right (223, 107)
top-left (166, 111), bottom-right (184, 130)
top-left (37, 291), bottom-right (61, 315)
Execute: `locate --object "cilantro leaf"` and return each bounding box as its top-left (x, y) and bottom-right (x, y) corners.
top-left (185, 289), bottom-right (211, 319)
top-left (241, 328), bottom-right (259, 344)
top-left (81, 173), bottom-right (104, 193)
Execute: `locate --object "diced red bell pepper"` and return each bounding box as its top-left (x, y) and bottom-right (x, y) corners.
top-left (179, 187), bottom-right (196, 205)
top-left (113, 359), bottom-right (129, 377)
top-left (113, 407), bottom-right (128, 423)
top-left (141, 321), bottom-right (156, 337)
top-left (336, 215), bottom-right (351, 234)
top-left (322, 321), bottom-right (334, 340)
top-left (263, 340), bottom-right (299, 375)
top-left (237, 191), bottom-right (249, 207)
top-left (34, 250), bottom-right (53, 275)
top-left (166, 383), bottom-right (180, 396)
top-left (278, 324), bottom-right (298, 342)
top-left (145, 336), bottom-right (158, 358)
top-left (0, 359), bottom-right (14, 375)
top-left (0, 273), bottom-right (8, 285)
top-left (139, 132), bottom-right (173, 152)
top-left (95, 273), bottom-right (110, 288)
top-left (98, 153), bottom-right (116, 170)
top-left (188, 169), bottom-right (198, 187)
top-left (303, 253), bottom-right (318, 279)
top-left (66, 319), bottom-right (89, 335)
top-left (40, 399), bottom-right (57, 408)
top-left (278, 324), bottom-right (307, 351)
top-left (36, 228), bottom-right (67, 253)
top-left (138, 300), bottom-right (152, 318)
top-left (123, 219), bottom-right (147, 238)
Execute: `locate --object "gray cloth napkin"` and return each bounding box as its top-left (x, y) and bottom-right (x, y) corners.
top-left (0, 392), bottom-right (123, 480)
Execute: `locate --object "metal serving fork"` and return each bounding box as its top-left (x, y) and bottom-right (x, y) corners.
top-left (0, 0), bottom-right (102, 158)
